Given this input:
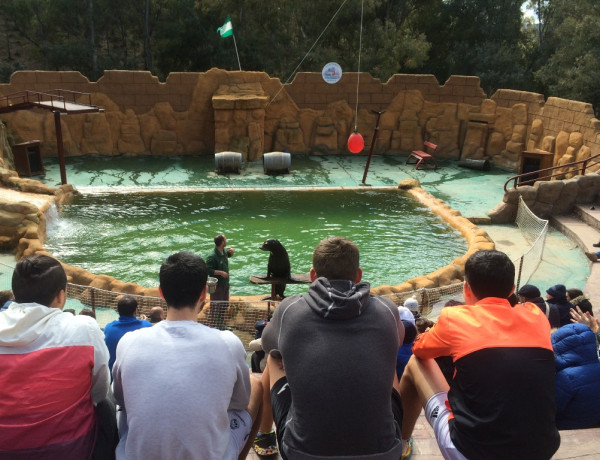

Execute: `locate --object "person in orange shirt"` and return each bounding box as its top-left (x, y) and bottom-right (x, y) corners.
top-left (397, 250), bottom-right (560, 460)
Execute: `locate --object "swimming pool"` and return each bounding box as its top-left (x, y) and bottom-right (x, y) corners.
top-left (45, 189), bottom-right (467, 297)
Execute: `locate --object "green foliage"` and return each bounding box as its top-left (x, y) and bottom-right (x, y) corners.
top-left (0, 0), bottom-right (597, 114)
top-left (533, 0), bottom-right (600, 114)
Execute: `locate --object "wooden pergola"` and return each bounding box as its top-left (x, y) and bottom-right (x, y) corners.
top-left (0, 89), bottom-right (103, 184)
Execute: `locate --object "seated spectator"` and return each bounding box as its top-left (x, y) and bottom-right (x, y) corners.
top-left (517, 284), bottom-right (547, 313)
top-left (262, 237), bottom-right (405, 459)
top-left (546, 284), bottom-right (572, 327)
top-left (79, 308), bottom-right (96, 318)
top-left (148, 306), bottom-right (165, 323)
top-left (0, 290), bottom-right (14, 311)
top-left (63, 308), bottom-right (76, 315)
top-left (552, 323), bottom-right (600, 429)
top-left (113, 251), bottom-right (262, 459)
top-left (518, 284), bottom-right (560, 328)
top-left (104, 295), bottom-right (152, 374)
top-left (396, 306), bottom-right (418, 380)
top-left (0, 255), bottom-right (112, 458)
top-left (398, 250), bottom-right (560, 460)
top-left (415, 316), bottom-right (434, 335)
top-left (571, 306), bottom-right (600, 348)
top-left (567, 288), bottom-right (593, 316)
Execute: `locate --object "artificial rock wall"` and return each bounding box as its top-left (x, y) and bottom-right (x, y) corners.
top-left (0, 69), bottom-right (598, 169)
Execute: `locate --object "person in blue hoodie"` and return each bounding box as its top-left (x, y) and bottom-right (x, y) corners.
top-left (552, 322), bottom-right (600, 429)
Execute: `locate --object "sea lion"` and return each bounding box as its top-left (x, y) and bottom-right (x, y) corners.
top-left (260, 238), bottom-right (291, 299)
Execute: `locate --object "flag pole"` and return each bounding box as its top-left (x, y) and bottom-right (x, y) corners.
top-left (232, 33), bottom-right (242, 71)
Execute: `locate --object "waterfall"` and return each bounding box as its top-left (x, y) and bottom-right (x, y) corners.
top-left (0, 122), bottom-right (15, 170)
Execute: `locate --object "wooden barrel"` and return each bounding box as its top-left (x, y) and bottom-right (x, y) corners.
top-left (215, 152), bottom-right (242, 174)
top-left (263, 152), bottom-right (291, 174)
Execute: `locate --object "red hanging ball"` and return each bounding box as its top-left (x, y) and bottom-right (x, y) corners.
top-left (347, 132), bottom-right (364, 154)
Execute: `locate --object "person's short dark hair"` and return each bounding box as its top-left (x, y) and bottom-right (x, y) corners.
top-left (64, 308), bottom-right (76, 315)
top-left (149, 306), bottom-right (165, 323)
top-left (159, 251), bottom-right (208, 309)
top-left (416, 317), bottom-right (435, 334)
top-left (214, 234), bottom-right (225, 246)
top-left (0, 290), bottom-right (14, 305)
top-left (117, 295), bottom-right (138, 317)
top-left (443, 299), bottom-right (462, 307)
top-left (507, 293), bottom-right (518, 307)
top-left (79, 308), bottom-right (96, 319)
top-left (464, 250), bottom-right (515, 300)
top-left (312, 237), bottom-right (359, 281)
top-left (12, 255), bottom-right (67, 307)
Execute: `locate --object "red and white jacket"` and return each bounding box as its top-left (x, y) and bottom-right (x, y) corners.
top-left (0, 302), bottom-right (110, 459)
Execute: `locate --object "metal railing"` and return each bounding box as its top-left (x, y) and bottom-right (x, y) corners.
top-left (0, 89), bottom-right (93, 113)
top-left (504, 151), bottom-right (600, 192)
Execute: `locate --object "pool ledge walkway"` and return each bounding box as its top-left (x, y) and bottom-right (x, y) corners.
top-left (245, 411), bottom-right (600, 459)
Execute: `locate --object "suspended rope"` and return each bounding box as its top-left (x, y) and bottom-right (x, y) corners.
top-left (267, 0), bottom-right (349, 107)
top-left (354, 0), bottom-right (364, 132)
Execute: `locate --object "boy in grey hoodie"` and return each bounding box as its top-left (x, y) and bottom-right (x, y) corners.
top-left (262, 237), bottom-right (404, 459)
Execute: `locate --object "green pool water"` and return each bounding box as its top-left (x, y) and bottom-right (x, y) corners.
top-left (45, 189), bottom-right (467, 297)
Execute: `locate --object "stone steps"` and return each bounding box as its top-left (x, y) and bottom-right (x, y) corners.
top-left (550, 210), bottom-right (600, 307)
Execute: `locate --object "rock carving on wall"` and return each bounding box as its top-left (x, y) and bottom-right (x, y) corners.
top-left (0, 70), bottom-right (598, 171)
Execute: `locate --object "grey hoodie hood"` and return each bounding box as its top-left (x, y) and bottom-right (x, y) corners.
top-left (306, 277), bottom-right (370, 320)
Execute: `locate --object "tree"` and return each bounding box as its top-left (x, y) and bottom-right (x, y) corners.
top-left (534, 0), bottom-right (600, 114)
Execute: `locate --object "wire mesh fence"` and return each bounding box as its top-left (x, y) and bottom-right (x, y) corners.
top-left (513, 196), bottom-right (549, 290)
top-left (0, 195), bottom-right (548, 352)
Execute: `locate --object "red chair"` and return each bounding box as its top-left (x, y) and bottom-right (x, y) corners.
top-left (407, 141), bottom-right (439, 170)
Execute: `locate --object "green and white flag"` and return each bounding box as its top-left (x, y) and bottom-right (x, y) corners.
top-left (217, 16), bottom-right (233, 38)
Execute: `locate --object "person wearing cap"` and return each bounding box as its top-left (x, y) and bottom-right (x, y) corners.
top-left (517, 284), bottom-right (560, 328)
top-left (398, 250), bottom-right (559, 460)
top-left (546, 284), bottom-right (573, 327)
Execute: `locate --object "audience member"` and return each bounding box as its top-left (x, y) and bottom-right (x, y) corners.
top-left (403, 295), bottom-right (419, 314)
top-left (570, 306), bottom-right (600, 348)
top-left (552, 323), bottom-right (600, 429)
top-left (0, 255), bottom-right (112, 458)
top-left (262, 236), bottom-right (405, 459)
top-left (546, 284), bottom-right (573, 327)
top-left (517, 284), bottom-right (560, 328)
top-left (64, 308), bottom-right (76, 315)
top-left (398, 250), bottom-right (560, 460)
top-left (567, 288), bottom-right (593, 316)
top-left (396, 306), bottom-right (418, 380)
top-left (415, 316), bottom-right (434, 334)
top-left (0, 290), bottom-right (14, 311)
top-left (104, 295), bottom-right (152, 374)
top-left (148, 306), bottom-right (165, 323)
top-left (112, 251), bottom-right (262, 459)
top-left (79, 308), bottom-right (96, 318)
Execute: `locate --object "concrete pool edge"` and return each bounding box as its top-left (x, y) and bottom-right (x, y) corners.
top-left (1, 177), bottom-right (494, 302)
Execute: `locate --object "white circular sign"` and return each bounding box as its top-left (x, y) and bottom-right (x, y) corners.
top-left (322, 62), bottom-right (342, 84)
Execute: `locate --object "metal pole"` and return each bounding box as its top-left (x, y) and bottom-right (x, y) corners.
top-left (54, 110), bottom-right (67, 185)
top-left (361, 110), bottom-right (384, 186)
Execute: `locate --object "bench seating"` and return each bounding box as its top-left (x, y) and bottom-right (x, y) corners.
top-left (407, 141), bottom-right (439, 170)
